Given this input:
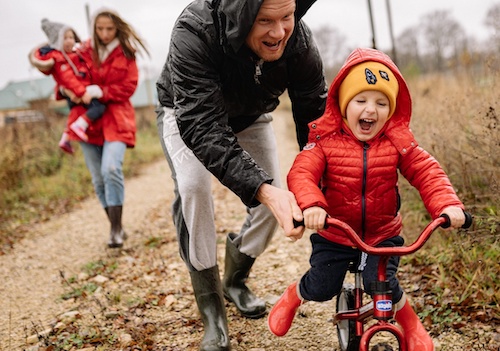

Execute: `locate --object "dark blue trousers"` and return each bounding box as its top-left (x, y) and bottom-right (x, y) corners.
top-left (67, 98), bottom-right (105, 121)
top-left (299, 233), bottom-right (404, 304)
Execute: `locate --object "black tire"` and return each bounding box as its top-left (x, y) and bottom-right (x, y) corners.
top-left (370, 343), bottom-right (395, 351)
top-left (336, 283), bottom-right (361, 351)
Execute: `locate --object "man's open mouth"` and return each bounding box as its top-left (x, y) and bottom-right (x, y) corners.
top-left (263, 40), bottom-right (281, 48)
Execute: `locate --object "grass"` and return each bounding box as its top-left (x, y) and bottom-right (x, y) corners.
top-left (0, 70), bottom-right (499, 348)
top-left (0, 110), bottom-right (164, 253)
top-left (82, 259), bottom-right (119, 277)
top-left (397, 66), bottom-right (500, 326)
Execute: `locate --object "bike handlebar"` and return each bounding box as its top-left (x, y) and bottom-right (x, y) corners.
top-left (294, 211), bottom-right (473, 256)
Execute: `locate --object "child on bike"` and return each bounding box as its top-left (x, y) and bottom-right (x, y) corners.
top-left (29, 18), bottom-right (105, 154)
top-left (267, 47), bottom-right (466, 351)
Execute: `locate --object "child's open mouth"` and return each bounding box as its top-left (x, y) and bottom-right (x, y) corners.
top-left (360, 119), bottom-right (375, 131)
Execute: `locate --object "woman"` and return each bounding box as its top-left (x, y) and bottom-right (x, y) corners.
top-left (70, 8), bottom-right (149, 248)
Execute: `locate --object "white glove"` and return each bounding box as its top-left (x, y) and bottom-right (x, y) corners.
top-left (85, 85), bottom-right (103, 98)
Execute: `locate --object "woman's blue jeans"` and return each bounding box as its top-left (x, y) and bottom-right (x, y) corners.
top-left (80, 141), bottom-right (126, 208)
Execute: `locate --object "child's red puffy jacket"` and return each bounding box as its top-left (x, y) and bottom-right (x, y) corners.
top-left (287, 48), bottom-right (464, 247)
top-left (29, 44), bottom-right (90, 99)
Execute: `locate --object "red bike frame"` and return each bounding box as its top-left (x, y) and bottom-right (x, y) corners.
top-left (330, 215), bottom-right (451, 351)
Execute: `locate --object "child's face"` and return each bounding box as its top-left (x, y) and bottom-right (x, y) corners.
top-left (62, 30), bottom-right (76, 53)
top-left (345, 90), bottom-right (390, 142)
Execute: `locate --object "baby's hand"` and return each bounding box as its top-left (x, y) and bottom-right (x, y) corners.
top-left (71, 96), bottom-right (82, 104)
top-left (81, 92), bottom-right (92, 105)
top-left (440, 206), bottom-right (465, 230)
top-left (62, 88), bottom-right (79, 102)
top-left (303, 207), bottom-right (327, 230)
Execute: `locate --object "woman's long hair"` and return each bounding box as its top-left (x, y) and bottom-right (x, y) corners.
top-left (92, 10), bottom-right (150, 64)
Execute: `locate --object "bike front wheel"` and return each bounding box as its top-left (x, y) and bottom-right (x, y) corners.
top-left (336, 283), bottom-right (361, 351)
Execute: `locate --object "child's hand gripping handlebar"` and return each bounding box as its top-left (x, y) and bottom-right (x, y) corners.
top-left (294, 211), bottom-right (473, 256)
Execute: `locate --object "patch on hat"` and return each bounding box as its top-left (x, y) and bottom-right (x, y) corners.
top-left (379, 70), bottom-right (390, 81)
top-left (365, 68), bottom-right (377, 85)
top-left (338, 61), bottom-right (400, 119)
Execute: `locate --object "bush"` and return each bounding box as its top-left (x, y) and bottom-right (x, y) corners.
top-left (0, 110), bottom-right (163, 253)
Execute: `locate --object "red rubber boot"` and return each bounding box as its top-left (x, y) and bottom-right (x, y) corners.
top-left (394, 297), bottom-right (434, 351)
top-left (58, 132), bottom-right (74, 155)
top-left (70, 115), bottom-right (90, 142)
top-left (267, 282), bottom-right (303, 336)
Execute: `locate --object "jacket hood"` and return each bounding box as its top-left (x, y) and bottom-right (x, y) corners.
top-left (89, 7), bottom-right (121, 48)
top-left (219, 0), bottom-right (317, 53)
top-left (312, 48), bottom-right (413, 148)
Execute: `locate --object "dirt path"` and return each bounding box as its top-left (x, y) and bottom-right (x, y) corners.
top-left (0, 111), bottom-right (496, 350)
top-left (0, 158), bottom-right (173, 348)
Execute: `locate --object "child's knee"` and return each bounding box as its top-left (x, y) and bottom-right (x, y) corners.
top-left (299, 277), bottom-right (341, 302)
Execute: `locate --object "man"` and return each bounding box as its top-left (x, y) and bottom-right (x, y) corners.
top-left (156, 0), bottom-right (326, 349)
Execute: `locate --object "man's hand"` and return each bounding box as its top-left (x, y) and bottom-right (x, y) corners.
top-left (256, 183), bottom-right (305, 242)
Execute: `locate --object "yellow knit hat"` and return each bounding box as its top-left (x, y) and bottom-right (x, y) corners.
top-left (338, 61), bottom-right (399, 118)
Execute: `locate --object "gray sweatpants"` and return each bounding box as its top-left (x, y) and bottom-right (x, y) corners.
top-left (156, 107), bottom-right (281, 271)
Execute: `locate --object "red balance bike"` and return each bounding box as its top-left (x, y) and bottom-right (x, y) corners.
top-left (325, 212), bottom-right (473, 351)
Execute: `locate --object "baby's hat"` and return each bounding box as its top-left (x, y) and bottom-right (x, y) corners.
top-left (41, 18), bottom-right (77, 51)
top-left (338, 61), bottom-right (399, 118)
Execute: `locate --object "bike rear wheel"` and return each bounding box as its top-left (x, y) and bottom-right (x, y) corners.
top-left (336, 283), bottom-right (361, 351)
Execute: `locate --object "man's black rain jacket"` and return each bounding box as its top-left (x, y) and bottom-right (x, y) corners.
top-left (156, 0), bottom-right (327, 207)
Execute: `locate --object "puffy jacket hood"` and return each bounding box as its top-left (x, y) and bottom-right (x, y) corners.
top-left (310, 48), bottom-right (415, 154)
top-left (219, 0), bottom-right (317, 53)
top-left (88, 7), bottom-right (122, 48)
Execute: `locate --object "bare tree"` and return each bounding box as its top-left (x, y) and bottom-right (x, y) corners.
top-left (420, 10), bottom-right (464, 71)
top-left (312, 25), bottom-right (348, 80)
top-left (396, 26), bottom-right (422, 74)
top-left (485, 3), bottom-right (500, 51)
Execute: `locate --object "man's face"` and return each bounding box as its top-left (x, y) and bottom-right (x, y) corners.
top-left (245, 0), bottom-right (296, 62)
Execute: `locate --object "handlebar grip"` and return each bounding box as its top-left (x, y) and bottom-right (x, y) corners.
top-left (293, 219), bottom-right (329, 229)
top-left (440, 211), bottom-right (473, 229)
top-left (463, 211), bottom-right (473, 228)
top-left (293, 219), bottom-right (305, 228)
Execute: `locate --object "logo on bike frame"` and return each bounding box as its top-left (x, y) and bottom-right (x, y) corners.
top-left (376, 300), bottom-right (392, 311)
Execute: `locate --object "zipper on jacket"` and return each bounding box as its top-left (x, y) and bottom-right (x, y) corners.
top-left (254, 59), bottom-right (264, 84)
top-left (361, 142), bottom-right (370, 240)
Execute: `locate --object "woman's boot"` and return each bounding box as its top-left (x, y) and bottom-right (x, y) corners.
top-left (190, 266), bottom-right (231, 351)
top-left (107, 205), bottom-right (126, 248)
top-left (394, 294), bottom-right (434, 351)
top-left (267, 281), bottom-right (303, 336)
top-left (222, 233), bottom-right (266, 318)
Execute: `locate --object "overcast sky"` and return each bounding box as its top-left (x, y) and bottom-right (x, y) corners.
top-left (0, 0), bottom-right (497, 89)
